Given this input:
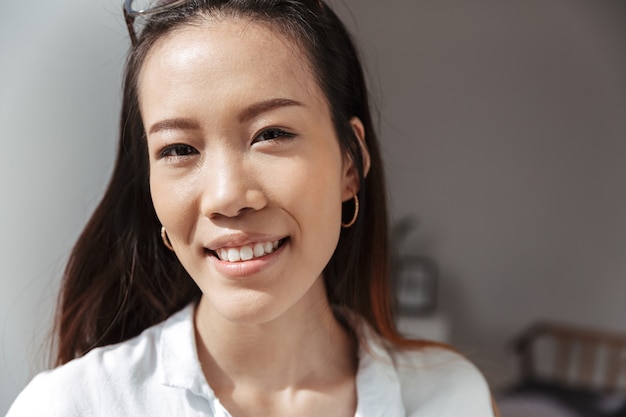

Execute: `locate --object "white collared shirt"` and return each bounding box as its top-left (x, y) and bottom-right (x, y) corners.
top-left (7, 304), bottom-right (494, 416)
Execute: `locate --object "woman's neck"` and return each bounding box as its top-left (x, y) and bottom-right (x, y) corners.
top-left (193, 281), bottom-right (358, 394)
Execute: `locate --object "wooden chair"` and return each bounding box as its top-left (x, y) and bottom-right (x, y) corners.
top-left (512, 322), bottom-right (626, 393)
top-left (504, 322), bottom-right (626, 417)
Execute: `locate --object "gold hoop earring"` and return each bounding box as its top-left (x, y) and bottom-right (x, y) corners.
top-left (161, 226), bottom-right (175, 251)
top-left (341, 194), bottom-right (359, 228)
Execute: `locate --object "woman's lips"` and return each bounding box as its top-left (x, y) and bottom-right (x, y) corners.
top-left (212, 239), bottom-right (282, 262)
top-left (207, 238), bottom-right (288, 278)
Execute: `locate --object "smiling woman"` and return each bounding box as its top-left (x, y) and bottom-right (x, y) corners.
top-left (7, 1), bottom-right (496, 416)
top-left (142, 20), bottom-right (356, 328)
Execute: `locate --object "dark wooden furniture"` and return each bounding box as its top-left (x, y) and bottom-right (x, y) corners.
top-left (503, 321), bottom-right (626, 417)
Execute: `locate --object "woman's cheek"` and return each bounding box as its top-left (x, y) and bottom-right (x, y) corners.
top-left (150, 171), bottom-right (199, 235)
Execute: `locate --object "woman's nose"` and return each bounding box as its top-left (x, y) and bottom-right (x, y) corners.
top-left (200, 153), bottom-right (267, 219)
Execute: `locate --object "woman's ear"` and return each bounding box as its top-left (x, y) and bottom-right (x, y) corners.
top-left (350, 117), bottom-right (371, 178)
top-left (342, 117), bottom-right (371, 201)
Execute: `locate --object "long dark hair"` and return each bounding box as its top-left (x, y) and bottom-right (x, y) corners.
top-left (53, 0), bottom-right (433, 366)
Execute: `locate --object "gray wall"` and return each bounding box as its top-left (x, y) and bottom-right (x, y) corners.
top-left (1, 0), bottom-right (122, 412)
top-left (337, 0), bottom-right (626, 386)
top-left (2, 0), bottom-right (625, 412)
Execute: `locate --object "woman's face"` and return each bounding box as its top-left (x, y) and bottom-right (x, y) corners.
top-left (139, 18), bottom-right (360, 324)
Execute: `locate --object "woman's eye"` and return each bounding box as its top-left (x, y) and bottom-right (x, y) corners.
top-left (254, 128), bottom-right (295, 143)
top-left (159, 144), bottom-right (198, 159)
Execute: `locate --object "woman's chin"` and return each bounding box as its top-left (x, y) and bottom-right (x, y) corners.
top-left (198, 292), bottom-right (288, 327)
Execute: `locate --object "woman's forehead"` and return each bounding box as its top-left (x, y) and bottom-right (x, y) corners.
top-left (137, 17), bottom-right (329, 124)
top-left (139, 17), bottom-right (316, 90)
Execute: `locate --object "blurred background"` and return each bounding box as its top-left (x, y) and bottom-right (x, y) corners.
top-left (2, 0), bottom-right (625, 414)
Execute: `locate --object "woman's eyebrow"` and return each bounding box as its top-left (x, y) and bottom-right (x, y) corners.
top-left (148, 99), bottom-right (303, 135)
top-left (148, 118), bottom-right (201, 135)
top-left (238, 98), bottom-right (304, 123)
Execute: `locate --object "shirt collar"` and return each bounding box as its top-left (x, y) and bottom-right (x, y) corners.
top-left (159, 303), bottom-right (216, 400)
top-left (158, 303), bottom-right (406, 417)
top-left (349, 312), bottom-right (407, 417)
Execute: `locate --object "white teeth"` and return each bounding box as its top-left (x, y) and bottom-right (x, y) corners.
top-left (216, 240), bottom-right (282, 262)
top-left (227, 248), bottom-right (241, 262)
top-left (240, 246), bottom-right (253, 261)
top-left (253, 243), bottom-right (265, 257)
